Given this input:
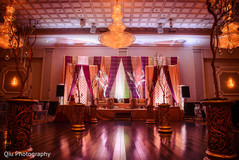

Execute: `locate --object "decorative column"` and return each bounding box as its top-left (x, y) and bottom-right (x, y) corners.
top-left (72, 104), bottom-right (85, 131)
top-left (201, 100), bottom-right (237, 160)
top-left (41, 48), bottom-right (54, 100)
top-left (7, 99), bottom-right (38, 158)
top-left (146, 105), bottom-right (155, 124)
top-left (192, 48), bottom-right (205, 101)
top-left (90, 105), bottom-right (98, 123)
top-left (158, 104), bottom-right (172, 133)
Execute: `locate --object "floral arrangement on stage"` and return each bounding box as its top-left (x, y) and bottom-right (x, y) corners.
top-left (90, 73), bottom-right (98, 105)
top-left (127, 70), bottom-right (145, 99)
top-left (96, 70), bottom-right (108, 98)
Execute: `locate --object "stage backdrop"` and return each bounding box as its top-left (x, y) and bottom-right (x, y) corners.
top-left (62, 56), bottom-right (181, 108)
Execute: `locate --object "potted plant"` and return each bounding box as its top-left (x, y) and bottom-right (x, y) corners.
top-left (201, 1), bottom-right (238, 159)
top-left (95, 70), bottom-right (109, 108)
top-left (1, 4), bottom-right (40, 158)
top-left (127, 70), bottom-right (145, 108)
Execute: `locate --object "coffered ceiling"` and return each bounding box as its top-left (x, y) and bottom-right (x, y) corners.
top-left (0, 0), bottom-right (223, 47)
top-left (1, 0), bottom-right (214, 29)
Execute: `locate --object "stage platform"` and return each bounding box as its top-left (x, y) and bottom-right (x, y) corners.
top-left (54, 105), bottom-right (182, 122)
top-left (96, 107), bottom-right (182, 121)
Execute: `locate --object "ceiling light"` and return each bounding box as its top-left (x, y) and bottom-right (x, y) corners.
top-left (157, 23), bottom-right (163, 34)
top-left (80, 19), bottom-right (86, 27)
top-left (90, 23), bottom-right (96, 34)
top-left (169, 19), bottom-right (173, 28)
top-left (0, 6), bottom-right (17, 49)
top-left (98, 3), bottom-right (135, 49)
top-left (219, 22), bottom-right (239, 50)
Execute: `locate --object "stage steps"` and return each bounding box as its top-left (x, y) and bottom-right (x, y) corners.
top-left (114, 112), bottom-right (132, 121)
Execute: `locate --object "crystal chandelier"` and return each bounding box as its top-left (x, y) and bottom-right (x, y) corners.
top-left (219, 4), bottom-right (239, 52)
top-left (219, 22), bottom-right (239, 49)
top-left (99, 3), bottom-right (135, 49)
top-left (0, 6), bottom-right (16, 49)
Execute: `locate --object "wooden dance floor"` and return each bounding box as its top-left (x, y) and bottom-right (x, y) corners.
top-left (0, 121), bottom-right (239, 160)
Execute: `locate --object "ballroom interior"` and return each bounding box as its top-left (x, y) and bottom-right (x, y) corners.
top-left (0, 0), bottom-right (239, 160)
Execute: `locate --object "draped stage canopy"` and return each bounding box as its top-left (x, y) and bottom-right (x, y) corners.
top-left (62, 56), bottom-right (182, 108)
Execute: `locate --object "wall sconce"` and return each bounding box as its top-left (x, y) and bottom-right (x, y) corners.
top-left (90, 23), bottom-right (97, 33)
top-left (11, 76), bottom-right (18, 87)
top-left (227, 77), bottom-right (235, 89)
top-left (4, 51), bottom-right (10, 60)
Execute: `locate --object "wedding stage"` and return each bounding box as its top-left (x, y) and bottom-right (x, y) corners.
top-left (57, 56), bottom-right (183, 122)
top-left (62, 56), bottom-right (182, 108)
top-left (54, 105), bottom-right (90, 123)
top-left (54, 105), bottom-right (182, 122)
top-left (97, 107), bottom-right (182, 121)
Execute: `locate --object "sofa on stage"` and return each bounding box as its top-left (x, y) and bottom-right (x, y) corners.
top-left (96, 98), bottom-right (148, 109)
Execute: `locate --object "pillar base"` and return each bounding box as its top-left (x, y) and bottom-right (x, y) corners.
top-left (7, 98), bottom-right (38, 159)
top-left (146, 119), bottom-right (155, 124)
top-left (90, 118), bottom-right (98, 123)
top-left (158, 126), bottom-right (172, 133)
top-left (71, 124), bottom-right (85, 131)
top-left (204, 150), bottom-right (237, 160)
top-left (201, 100), bottom-right (237, 160)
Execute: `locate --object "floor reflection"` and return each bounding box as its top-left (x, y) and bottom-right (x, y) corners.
top-left (159, 133), bottom-right (172, 144)
top-left (1, 121), bottom-right (236, 160)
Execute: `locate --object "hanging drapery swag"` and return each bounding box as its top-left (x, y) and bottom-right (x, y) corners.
top-left (105, 56), bottom-right (121, 98)
top-left (122, 56), bottom-right (139, 99)
top-left (68, 64), bottom-right (81, 101)
top-left (163, 66), bottom-right (177, 103)
top-left (68, 65), bottom-right (95, 102)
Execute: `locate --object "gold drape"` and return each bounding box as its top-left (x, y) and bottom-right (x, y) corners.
top-left (169, 61), bottom-right (181, 107)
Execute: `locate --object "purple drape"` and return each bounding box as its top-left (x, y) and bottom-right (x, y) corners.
top-left (82, 65), bottom-right (94, 99)
top-left (64, 56), bottom-right (72, 82)
top-left (122, 56), bottom-right (139, 98)
top-left (152, 66), bottom-right (161, 92)
top-left (68, 64), bottom-right (81, 101)
top-left (141, 57), bottom-right (148, 98)
top-left (93, 56), bottom-right (101, 74)
top-left (149, 66), bottom-right (161, 98)
top-left (171, 57), bottom-right (177, 65)
top-left (163, 66), bottom-right (177, 103)
top-left (105, 56), bottom-right (121, 98)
